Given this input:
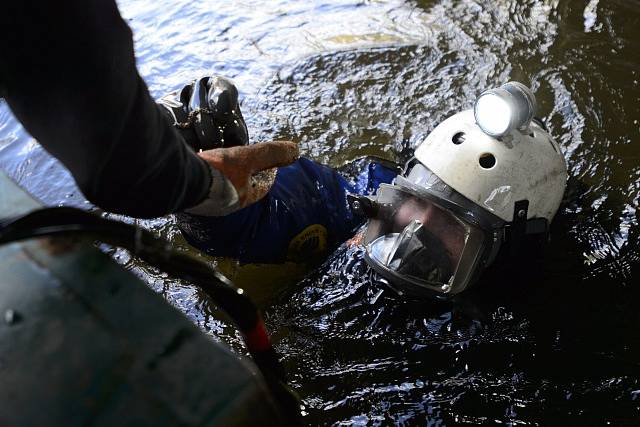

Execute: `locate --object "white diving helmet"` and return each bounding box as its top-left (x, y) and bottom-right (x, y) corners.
top-left (351, 82), bottom-right (568, 298)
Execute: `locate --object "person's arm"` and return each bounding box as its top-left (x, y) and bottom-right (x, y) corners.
top-left (1, 0), bottom-right (210, 218)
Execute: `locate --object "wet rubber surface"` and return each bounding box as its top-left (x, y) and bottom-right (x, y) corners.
top-left (1, 0), bottom-right (639, 424)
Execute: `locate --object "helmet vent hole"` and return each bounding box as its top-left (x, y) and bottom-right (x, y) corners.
top-left (452, 132), bottom-right (466, 145)
top-left (479, 153), bottom-right (496, 169)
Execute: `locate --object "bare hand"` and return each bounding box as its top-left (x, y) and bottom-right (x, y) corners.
top-left (198, 140), bottom-right (299, 207)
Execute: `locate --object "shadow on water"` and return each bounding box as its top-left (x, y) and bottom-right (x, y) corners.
top-left (1, 0), bottom-right (640, 424)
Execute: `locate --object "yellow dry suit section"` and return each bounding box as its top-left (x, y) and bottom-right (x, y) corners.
top-left (217, 224), bottom-right (329, 293)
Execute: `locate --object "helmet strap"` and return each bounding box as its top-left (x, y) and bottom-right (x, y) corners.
top-left (506, 200), bottom-right (549, 255)
top-left (347, 193), bottom-right (380, 219)
top-left (509, 200), bottom-right (529, 255)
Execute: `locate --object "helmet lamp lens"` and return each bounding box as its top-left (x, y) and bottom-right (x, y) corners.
top-left (474, 93), bottom-right (512, 136)
top-left (474, 82), bottom-right (537, 137)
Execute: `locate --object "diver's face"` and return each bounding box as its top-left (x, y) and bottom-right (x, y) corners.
top-left (394, 198), bottom-right (466, 265)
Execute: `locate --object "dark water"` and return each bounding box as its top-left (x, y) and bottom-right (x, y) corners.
top-left (1, 0), bottom-right (640, 424)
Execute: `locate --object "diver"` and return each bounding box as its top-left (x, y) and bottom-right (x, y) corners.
top-left (171, 81), bottom-right (568, 297)
top-left (0, 1), bottom-right (297, 219)
top-left (158, 77), bottom-right (399, 287)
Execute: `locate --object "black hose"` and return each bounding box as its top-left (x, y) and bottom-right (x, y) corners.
top-left (0, 207), bottom-right (300, 423)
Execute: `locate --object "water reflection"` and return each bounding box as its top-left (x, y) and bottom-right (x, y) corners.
top-left (1, 0), bottom-right (639, 424)
top-left (252, 1), bottom-right (640, 423)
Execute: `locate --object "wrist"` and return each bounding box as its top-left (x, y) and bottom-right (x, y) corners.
top-left (184, 165), bottom-right (240, 216)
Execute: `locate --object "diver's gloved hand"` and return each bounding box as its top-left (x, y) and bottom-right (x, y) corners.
top-left (185, 141), bottom-right (300, 216)
top-left (158, 75), bottom-right (249, 150)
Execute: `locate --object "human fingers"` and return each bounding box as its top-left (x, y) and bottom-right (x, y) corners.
top-left (243, 168), bottom-right (278, 207)
top-left (234, 141), bottom-right (299, 174)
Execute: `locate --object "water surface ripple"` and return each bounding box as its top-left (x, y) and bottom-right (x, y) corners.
top-left (1, 0), bottom-right (639, 424)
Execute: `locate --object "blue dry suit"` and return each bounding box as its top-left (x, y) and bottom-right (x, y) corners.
top-left (175, 157), bottom-right (398, 286)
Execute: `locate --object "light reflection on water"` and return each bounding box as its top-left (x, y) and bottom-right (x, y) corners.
top-left (1, 0), bottom-right (640, 424)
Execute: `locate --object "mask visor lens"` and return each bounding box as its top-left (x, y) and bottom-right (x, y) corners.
top-left (364, 185), bottom-right (485, 294)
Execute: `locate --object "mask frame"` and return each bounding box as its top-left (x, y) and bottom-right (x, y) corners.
top-left (351, 161), bottom-right (508, 298)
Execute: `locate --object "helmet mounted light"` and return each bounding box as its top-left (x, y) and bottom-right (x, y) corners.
top-left (356, 81), bottom-right (567, 299)
top-left (474, 82), bottom-right (537, 138)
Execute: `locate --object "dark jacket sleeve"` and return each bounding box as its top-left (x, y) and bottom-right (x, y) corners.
top-left (0, 0), bottom-right (211, 218)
